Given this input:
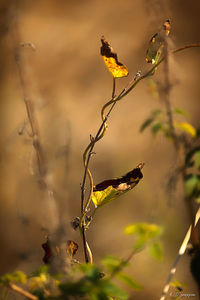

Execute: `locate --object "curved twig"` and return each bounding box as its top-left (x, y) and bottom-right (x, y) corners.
top-left (79, 43), bottom-right (200, 264)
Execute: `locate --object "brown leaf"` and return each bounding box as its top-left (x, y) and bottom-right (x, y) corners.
top-left (42, 238), bottom-right (52, 264)
top-left (94, 163), bottom-right (144, 192)
top-left (67, 240), bottom-right (78, 259)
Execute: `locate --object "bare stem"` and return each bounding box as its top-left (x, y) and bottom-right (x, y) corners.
top-left (160, 208), bottom-right (200, 300)
top-left (80, 76), bottom-right (116, 263)
top-left (8, 283), bottom-right (38, 300)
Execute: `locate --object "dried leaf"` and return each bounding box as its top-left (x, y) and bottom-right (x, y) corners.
top-left (100, 36), bottom-right (128, 78)
top-left (146, 20), bottom-right (170, 64)
top-left (42, 238), bottom-right (52, 264)
top-left (92, 163), bottom-right (144, 207)
top-left (67, 240), bottom-right (78, 259)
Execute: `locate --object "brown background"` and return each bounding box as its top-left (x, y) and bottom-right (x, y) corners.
top-left (0, 0), bottom-right (200, 299)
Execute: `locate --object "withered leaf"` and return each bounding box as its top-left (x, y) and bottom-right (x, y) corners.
top-left (42, 238), bottom-right (52, 264)
top-left (67, 240), bottom-right (78, 259)
top-left (92, 163), bottom-right (144, 207)
top-left (100, 36), bottom-right (128, 78)
top-left (146, 20), bottom-right (171, 65)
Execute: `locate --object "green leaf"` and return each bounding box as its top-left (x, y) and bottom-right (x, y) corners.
top-left (28, 265), bottom-right (49, 278)
top-left (151, 122), bottom-right (164, 135)
top-left (131, 237), bottom-right (147, 252)
top-left (193, 151), bottom-right (200, 169)
top-left (174, 122), bottom-right (196, 137)
top-left (185, 146), bottom-right (200, 168)
top-left (184, 175), bottom-right (200, 197)
top-left (147, 79), bottom-right (159, 99)
top-left (101, 281), bottom-right (128, 300)
top-left (146, 33), bottom-right (164, 64)
top-left (79, 264), bottom-right (101, 282)
top-left (124, 223), bottom-right (163, 239)
top-left (140, 110), bottom-right (162, 133)
top-left (173, 108), bottom-right (189, 117)
top-left (140, 117), bottom-right (154, 132)
top-left (148, 241), bottom-right (163, 261)
top-left (0, 271), bottom-right (27, 285)
top-left (102, 256), bottom-right (126, 273)
top-left (170, 278), bottom-right (187, 290)
top-left (117, 273), bottom-right (142, 290)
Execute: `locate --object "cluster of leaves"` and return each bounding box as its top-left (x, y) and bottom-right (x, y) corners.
top-left (0, 223), bottom-right (163, 300)
top-left (140, 104), bottom-right (197, 138)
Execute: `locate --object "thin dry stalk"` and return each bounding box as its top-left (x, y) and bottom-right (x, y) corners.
top-left (9, 282), bottom-right (38, 300)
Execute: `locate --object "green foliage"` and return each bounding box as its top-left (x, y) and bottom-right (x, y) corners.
top-left (148, 241), bottom-right (163, 261)
top-left (58, 263), bottom-right (129, 300)
top-left (117, 273), bottom-right (142, 290)
top-left (173, 108), bottom-right (189, 117)
top-left (102, 256), bottom-right (126, 273)
top-left (0, 271), bottom-right (27, 285)
top-left (140, 109), bottom-right (162, 133)
top-left (185, 146), bottom-right (200, 168)
top-left (184, 174), bottom-right (200, 197)
top-left (28, 265), bottom-right (49, 278)
top-left (125, 223), bottom-right (163, 259)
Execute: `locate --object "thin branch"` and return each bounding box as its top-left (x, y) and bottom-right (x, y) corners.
top-left (14, 48), bottom-right (47, 177)
top-left (160, 207), bottom-right (200, 300)
top-left (8, 282), bottom-right (38, 300)
top-left (79, 42), bottom-right (200, 264)
top-left (80, 76), bottom-right (116, 263)
top-left (163, 39), bottom-right (179, 151)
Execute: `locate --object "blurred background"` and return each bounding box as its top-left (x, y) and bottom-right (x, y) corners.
top-left (0, 0), bottom-right (200, 299)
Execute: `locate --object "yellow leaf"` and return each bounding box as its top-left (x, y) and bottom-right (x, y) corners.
top-left (174, 122), bottom-right (196, 137)
top-left (101, 36), bottom-right (128, 78)
top-left (92, 164), bottom-right (144, 207)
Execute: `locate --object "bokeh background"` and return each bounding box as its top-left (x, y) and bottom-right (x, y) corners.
top-left (0, 0), bottom-right (200, 299)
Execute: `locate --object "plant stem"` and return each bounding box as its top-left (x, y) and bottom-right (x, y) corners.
top-left (8, 283), bottom-right (38, 300)
top-left (79, 42), bottom-right (200, 264)
top-left (160, 207), bottom-right (200, 300)
top-left (80, 77), bottom-right (116, 263)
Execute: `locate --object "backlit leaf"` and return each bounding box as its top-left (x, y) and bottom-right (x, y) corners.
top-left (101, 36), bottom-right (128, 78)
top-left (117, 273), bottom-right (142, 290)
top-left (148, 241), bottom-right (163, 261)
top-left (124, 223), bottom-right (163, 239)
top-left (185, 147), bottom-right (200, 168)
top-left (146, 20), bottom-right (170, 64)
top-left (92, 164), bottom-right (144, 207)
top-left (102, 281), bottom-right (128, 300)
top-left (147, 79), bottom-right (159, 98)
top-left (151, 122), bottom-right (164, 135)
top-left (102, 256), bottom-right (126, 273)
top-left (140, 117), bottom-right (154, 132)
top-left (0, 271), bottom-right (27, 285)
top-left (173, 108), bottom-right (189, 117)
top-left (174, 122), bottom-right (196, 137)
top-left (184, 175), bottom-right (200, 197)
